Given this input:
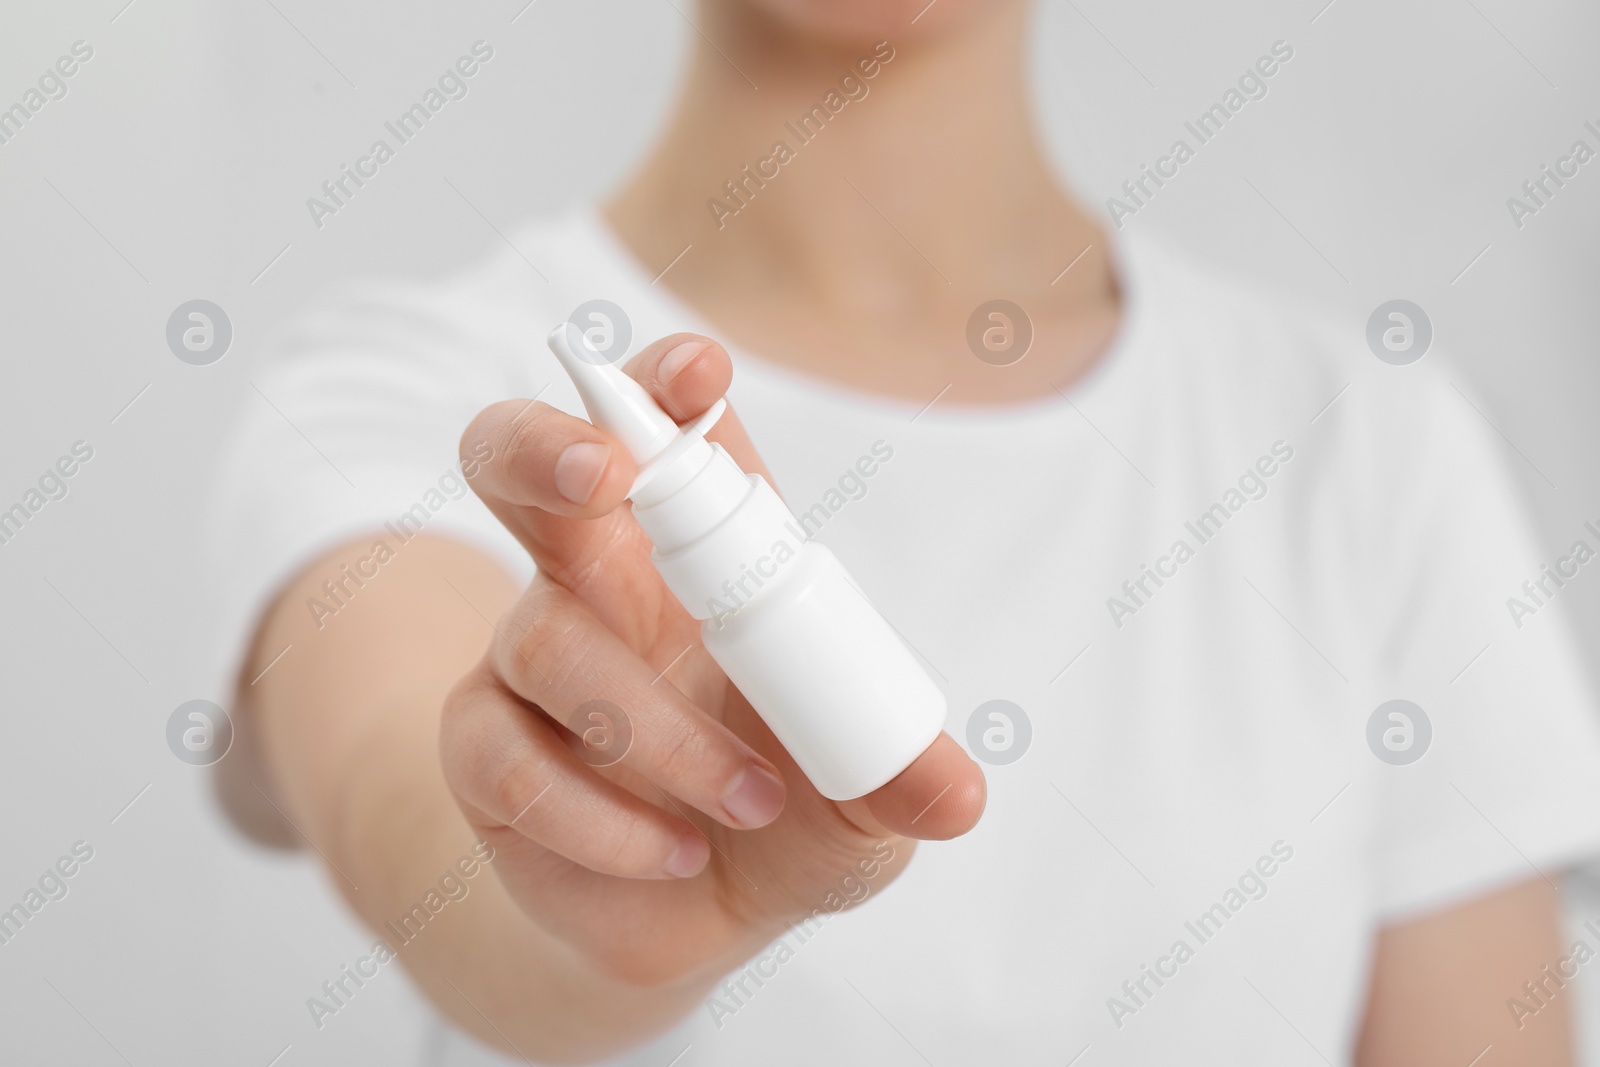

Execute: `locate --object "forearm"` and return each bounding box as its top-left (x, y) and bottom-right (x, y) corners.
top-left (1356, 877), bottom-right (1574, 1067)
top-left (235, 535), bottom-right (718, 1061)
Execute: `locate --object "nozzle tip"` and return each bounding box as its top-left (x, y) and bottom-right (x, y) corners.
top-left (547, 321), bottom-right (680, 464)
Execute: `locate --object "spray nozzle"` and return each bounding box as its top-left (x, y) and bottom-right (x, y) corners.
top-left (547, 323), bottom-right (729, 498)
top-left (547, 322), bottom-right (684, 464)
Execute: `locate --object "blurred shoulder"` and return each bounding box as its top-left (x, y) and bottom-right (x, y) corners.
top-left (1116, 228), bottom-right (1477, 473)
top-left (267, 209), bottom-right (613, 386)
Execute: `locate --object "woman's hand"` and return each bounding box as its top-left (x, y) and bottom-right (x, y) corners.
top-left (443, 333), bottom-right (986, 987)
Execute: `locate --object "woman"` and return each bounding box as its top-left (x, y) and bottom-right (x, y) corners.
top-left (211, 1), bottom-right (1600, 1064)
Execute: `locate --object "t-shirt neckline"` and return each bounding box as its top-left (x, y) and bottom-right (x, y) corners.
top-left (567, 207), bottom-right (1150, 426)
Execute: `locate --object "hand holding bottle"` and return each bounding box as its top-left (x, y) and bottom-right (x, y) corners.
top-left (443, 333), bottom-right (985, 987)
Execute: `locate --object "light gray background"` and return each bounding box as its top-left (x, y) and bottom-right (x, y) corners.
top-left (1, 0), bottom-right (1596, 1063)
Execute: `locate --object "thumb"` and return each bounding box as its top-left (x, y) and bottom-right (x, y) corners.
top-left (837, 733), bottom-right (987, 841)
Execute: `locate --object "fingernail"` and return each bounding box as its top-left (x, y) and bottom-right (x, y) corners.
top-left (658, 340), bottom-right (710, 385)
top-left (554, 441), bottom-right (611, 505)
top-left (665, 833), bottom-right (710, 878)
top-left (721, 765), bottom-right (785, 828)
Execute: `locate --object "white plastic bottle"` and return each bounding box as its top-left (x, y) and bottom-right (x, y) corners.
top-left (547, 324), bottom-right (946, 800)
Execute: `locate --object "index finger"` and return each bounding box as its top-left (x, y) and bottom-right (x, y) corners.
top-left (620, 333), bottom-right (774, 485)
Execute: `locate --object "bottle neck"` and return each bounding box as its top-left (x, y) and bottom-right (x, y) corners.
top-left (631, 440), bottom-right (757, 554)
top-left (633, 446), bottom-right (805, 621)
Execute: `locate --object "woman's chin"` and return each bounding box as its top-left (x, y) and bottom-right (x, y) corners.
top-left (740, 0), bottom-right (998, 45)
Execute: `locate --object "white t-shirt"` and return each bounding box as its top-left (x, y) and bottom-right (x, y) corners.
top-left (208, 209), bottom-right (1600, 1066)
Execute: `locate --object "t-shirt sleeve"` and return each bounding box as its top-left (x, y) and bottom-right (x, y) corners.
top-left (1360, 367), bottom-right (1600, 921)
top-left (202, 277), bottom-right (536, 693)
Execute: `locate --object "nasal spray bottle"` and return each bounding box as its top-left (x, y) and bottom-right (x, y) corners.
top-left (547, 324), bottom-right (946, 801)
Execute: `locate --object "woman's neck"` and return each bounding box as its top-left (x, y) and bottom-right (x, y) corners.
top-left (606, 1), bottom-right (1121, 405)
